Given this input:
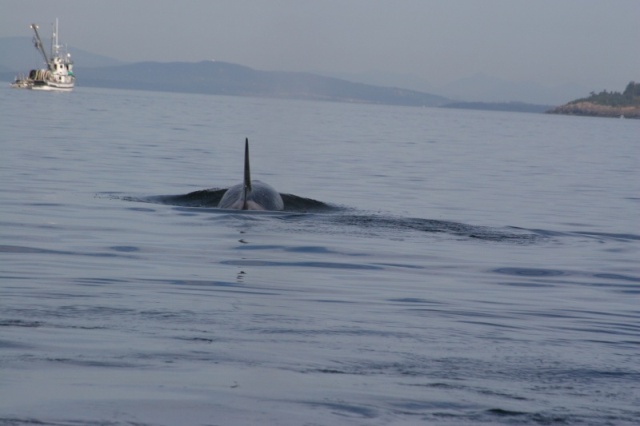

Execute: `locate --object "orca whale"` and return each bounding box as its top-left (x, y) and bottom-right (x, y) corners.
top-left (218, 138), bottom-right (284, 211)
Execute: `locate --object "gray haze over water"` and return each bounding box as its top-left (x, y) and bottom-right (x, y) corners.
top-left (2, 0), bottom-right (639, 100)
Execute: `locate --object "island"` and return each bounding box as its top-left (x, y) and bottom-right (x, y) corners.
top-left (547, 81), bottom-right (640, 119)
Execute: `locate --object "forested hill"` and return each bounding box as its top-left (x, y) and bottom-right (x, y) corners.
top-left (548, 81), bottom-right (640, 118)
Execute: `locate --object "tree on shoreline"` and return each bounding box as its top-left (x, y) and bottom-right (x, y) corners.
top-left (572, 81), bottom-right (640, 107)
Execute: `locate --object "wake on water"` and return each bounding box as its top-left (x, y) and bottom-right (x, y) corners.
top-left (104, 189), bottom-right (541, 244)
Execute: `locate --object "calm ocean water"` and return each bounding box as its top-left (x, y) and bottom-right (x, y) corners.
top-left (1, 85), bottom-right (639, 425)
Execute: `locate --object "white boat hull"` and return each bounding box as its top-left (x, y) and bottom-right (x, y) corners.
top-left (30, 81), bottom-right (75, 91)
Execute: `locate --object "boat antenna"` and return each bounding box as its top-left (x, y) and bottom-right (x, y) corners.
top-left (51, 19), bottom-right (56, 58)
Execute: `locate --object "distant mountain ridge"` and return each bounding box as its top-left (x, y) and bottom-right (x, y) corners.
top-left (73, 60), bottom-right (452, 107)
top-left (0, 36), bottom-right (554, 110)
top-left (319, 71), bottom-right (590, 106)
top-left (0, 37), bottom-right (125, 70)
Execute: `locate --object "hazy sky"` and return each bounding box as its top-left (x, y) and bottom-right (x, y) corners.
top-left (2, 0), bottom-right (638, 90)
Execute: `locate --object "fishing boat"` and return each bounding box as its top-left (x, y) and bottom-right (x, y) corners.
top-left (11, 19), bottom-right (75, 91)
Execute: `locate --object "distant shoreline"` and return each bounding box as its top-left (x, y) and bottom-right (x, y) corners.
top-left (3, 74), bottom-right (548, 114)
top-left (546, 82), bottom-right (640, 119)
top-left (547, 102), bottom-right (639, 119)
top-left (442, 101), bottom-right (551, 114)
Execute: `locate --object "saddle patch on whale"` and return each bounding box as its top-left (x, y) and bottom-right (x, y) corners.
top-left (218, 180), bottom-right (284, 211)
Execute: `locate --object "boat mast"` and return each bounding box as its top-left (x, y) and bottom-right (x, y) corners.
top-left (30, 23), bottom-right (51, 69)
top-left (51, 19), bottom-right (60, 58)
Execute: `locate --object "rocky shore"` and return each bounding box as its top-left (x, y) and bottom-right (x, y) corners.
top-left (547, 82), bottom-right (640, 119)
top-left (548, 102), bottom-right (640, 119)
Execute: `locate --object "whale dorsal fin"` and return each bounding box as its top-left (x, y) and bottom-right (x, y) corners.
top-left (217, 137), bottom-right (284, 211)
top-left (243, 138), bottom-right (251, 209)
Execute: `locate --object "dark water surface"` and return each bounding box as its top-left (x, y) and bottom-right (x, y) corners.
top-left (1, 86), bottom-right (639, 425)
